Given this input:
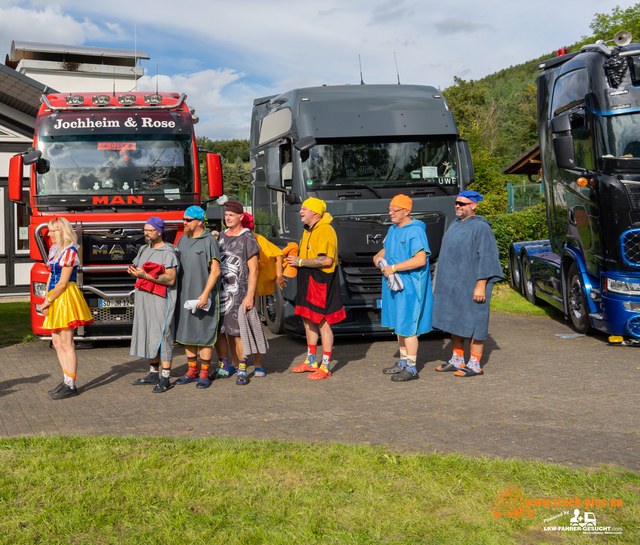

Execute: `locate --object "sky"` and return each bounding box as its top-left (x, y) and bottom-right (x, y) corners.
top-left (0, 0), bottom-right (637, 140)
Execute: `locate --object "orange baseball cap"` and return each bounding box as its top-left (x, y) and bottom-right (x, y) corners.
top-left (390, 194), bottom-right (412, 212)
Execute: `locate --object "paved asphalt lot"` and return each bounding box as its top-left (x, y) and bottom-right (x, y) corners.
top-left (0, 312), bottom-right (638, 472)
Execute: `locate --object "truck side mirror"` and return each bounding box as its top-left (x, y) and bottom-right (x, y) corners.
top-left (295, 136), bottom-right (316, 152)
top-left (551, 113), bottom-right (572, 133)
top-left (553, 135), bottom-right (577, 170)
top-left (285, 192), bottom-right (302, 204)
top-left (206, 153), bottom-right (223, 199)
top-left (457, 140), bottom-right (475, 189)
top-left (8, 155), bottom-right (25, 202)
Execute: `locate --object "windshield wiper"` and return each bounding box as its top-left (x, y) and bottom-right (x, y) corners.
top-left (333, 183), bottom-right (382, 198)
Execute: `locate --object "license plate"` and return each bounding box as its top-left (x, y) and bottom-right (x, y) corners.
top-left (99, 298), bottom-right (131, 308)
top-left (375, 299), bottom-right (382, 309)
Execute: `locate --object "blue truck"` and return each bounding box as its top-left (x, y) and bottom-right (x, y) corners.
top-left (510, 31), bottom-right (640, 341)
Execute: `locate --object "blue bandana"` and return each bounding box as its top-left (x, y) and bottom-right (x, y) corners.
top-left (184, 206), bottom-right (205, 221)
top-left (146, 216), bottom-right (165, 234)
top-left (458, 190), bottom-right (484, 203)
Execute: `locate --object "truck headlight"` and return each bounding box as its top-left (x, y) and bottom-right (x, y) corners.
top-left (605, 278), bottom-right (640, 296)
top-left (33, 282), bottom-right (47, 298)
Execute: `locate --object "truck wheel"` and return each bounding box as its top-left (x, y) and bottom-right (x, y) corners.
top-left (509, 250), bottom-right (521, 291)
top-left (522, 257), bottom-right (536, 304)
top-left (264, 289), bottom-right (285, 335)
top-left (567, 263), bottom-right (591, 334)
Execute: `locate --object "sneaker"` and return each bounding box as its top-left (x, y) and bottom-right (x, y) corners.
top-left (152, 377), bottom-right (173, 393)
top-left (132, 371), bottom-right (160, 385)
top-left (50, 383), bottom-right (79, 399)
top-left (292, 360), bottom-right (317, 373)
top-left (175, 373), bottom-right (199, 385)
top-left (236, 372), bottom-right (249, 386)
top-left (48, 382), bottom-right (65, 395)
top-left (308, 368), bottom-right (331, 380)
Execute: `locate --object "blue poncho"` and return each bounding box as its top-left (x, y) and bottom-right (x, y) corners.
top-left (431, 215), bottom-right (504, 340)
top-left (381, 220), bottom-right (433, 337)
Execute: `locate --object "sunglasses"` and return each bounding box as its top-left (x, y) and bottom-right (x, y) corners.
top-left (183, 217), bottom-right (197, 223)
top-left (454, 201), bottom-right (471, 207)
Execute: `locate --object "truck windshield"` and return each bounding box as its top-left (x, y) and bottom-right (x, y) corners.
top-left (36, 136), bottom-right (194, 195)
top-left (596, 112), bottom-right (640, 158)
top-left (301, 139), bottom-right (459, 189)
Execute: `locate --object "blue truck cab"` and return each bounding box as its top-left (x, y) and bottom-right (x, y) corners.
top-left (510, 32), bottom-right (640, 339)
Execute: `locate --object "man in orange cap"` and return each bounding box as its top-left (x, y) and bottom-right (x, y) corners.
top-left (431, 190), bottom-right (503, 377)
top-left (374, 194), bottom-right (433, 381)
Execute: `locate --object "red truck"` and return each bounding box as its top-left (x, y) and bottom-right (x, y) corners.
top-left (8, 91), bottom-right (222, 343)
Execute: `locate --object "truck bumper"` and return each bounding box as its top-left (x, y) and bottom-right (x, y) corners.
top-left (596, 294), bottom-right (640, 337)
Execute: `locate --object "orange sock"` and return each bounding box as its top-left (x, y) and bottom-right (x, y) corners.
top-left (186, 359), bottom-right (198, 378)
top-left (453, 348), bottom-right (464, 359)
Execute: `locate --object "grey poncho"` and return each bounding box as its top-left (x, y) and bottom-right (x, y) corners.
top-left (431, 215), bottom-right (503, 341)
top-left (175, 229), bottom-right (221, 346)
top-left (130, 242), bottom-right (179, 361)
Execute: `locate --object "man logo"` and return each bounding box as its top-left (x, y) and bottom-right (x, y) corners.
top-left (367, 234), bottom-right (383, 244)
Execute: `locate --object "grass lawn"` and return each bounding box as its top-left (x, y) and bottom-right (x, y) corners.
top-left (0, 437), bottom-right (637, 544)
top-left (0, 302), bottom-right (33, 346)
top-left (491, 282), bottom-right (565, 321)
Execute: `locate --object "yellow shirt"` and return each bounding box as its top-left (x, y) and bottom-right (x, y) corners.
top-left (299, 213), bottom-right (338, 274)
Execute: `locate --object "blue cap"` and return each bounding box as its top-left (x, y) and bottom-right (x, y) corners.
top-left (458, 190), bottom-right (484, 203)
top-left (145, 216), bottom-right (165, 234)
top-left (184, 205), bottom-right (205, 221)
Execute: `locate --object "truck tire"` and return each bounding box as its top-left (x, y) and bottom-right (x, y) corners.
top-left (566, 262), bottom-right (591, 334)
top-left (509, 250), bottom-right (521, 291)
top-left (264, 288), bottom-right (285, 335)
top-left (522, 256), bottom-right (536, 304)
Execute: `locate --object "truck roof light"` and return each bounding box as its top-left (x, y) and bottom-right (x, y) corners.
top-left (92, 95), bottom-right (111, 106)
top-left (66, 95), bottom-right (84, 106)
top-left (558, 48), bottom-right (569, 57)
top-left (144, 94), bottom-right (163, 105)
top-left (118, 94), bottom-right (137, 105)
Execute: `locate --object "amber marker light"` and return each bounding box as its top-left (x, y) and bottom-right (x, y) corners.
top-left (577, 177), bottom-right (588, 187)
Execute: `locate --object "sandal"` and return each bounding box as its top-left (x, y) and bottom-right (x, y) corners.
top-left (454, 367), bottom-right (484, 377)
top-left (253, 367), bottom-right (266, 377)
top-left (435, 362), bottom-right (461, 372)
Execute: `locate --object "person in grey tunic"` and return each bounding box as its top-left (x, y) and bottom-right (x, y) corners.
top-left (431, 191), bottom-right (503, 377)
top-left (215, 200), bottom-right (259, 386)
top-left (128, 217), bottom-right (179, 393)
top-left (174, 206), bottom-right (221, 390)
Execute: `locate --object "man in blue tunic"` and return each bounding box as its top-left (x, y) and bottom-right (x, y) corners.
top-left (431, 190), bottom-right (503, 377)
top-left (373, 194), bottom-right (432, 382)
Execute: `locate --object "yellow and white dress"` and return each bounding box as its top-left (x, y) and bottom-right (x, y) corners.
top-left (42, 243), bottom-right (94, 331)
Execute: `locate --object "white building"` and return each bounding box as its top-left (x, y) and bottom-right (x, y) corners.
top-left (0, 42), bottom-right (148, 293)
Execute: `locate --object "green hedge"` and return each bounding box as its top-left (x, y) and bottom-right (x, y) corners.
top-left (479, 202), bottom-right (548, 274)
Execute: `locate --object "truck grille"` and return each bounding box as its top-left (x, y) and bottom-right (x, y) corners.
top-left (621, 228), bottom-right (640, 266)
top-left (623, 182), bottom-right (640, 210)
top-left (342, 262), bottom-right (382, 295)
top-left (90, 307), bottom-right (135, 324)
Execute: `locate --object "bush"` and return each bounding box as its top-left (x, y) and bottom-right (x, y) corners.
top-left (479, 202), bottom-right (547, 274)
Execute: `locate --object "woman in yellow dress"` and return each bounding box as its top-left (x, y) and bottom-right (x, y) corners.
top-left (40, 217), bottom-right (94, 399)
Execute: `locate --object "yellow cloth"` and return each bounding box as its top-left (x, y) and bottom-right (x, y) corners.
top-left (299, 213), bottom-right (338, 274)
top-left (255, 233), bottom-right (283, 296)
top-left (302, 197), bottom-right (326, 216)
top-left (43, 282), bottom-right (94, 331)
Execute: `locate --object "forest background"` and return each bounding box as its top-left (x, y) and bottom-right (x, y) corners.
top-left (196, 4), bottom-right (640, 272)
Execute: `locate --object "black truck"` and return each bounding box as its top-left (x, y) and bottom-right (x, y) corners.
top-left (250, 84), bottom-right (474, 335)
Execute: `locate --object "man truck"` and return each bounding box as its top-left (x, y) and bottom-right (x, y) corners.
top-left (510, 31), bottom-right (640, 341)
top-left (250, 84), bottom-right (475, 335)
top-left (9, 91), bottom-right (222, 342)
